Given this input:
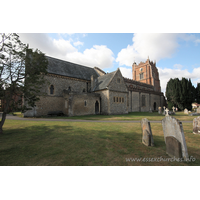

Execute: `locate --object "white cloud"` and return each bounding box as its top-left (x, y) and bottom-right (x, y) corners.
top-left (18, 33), bottom-right (114, 69)
top-left (158, 66), bottom-right (200, 94)
top-left (119, 64), bottom-right (200, 95)
top-left (119, 67), bottom-right (132, 79)
top-left (116, 33), bottom-right (181, 66)
top-left (66, 45), bottom-right (115, 68)
top-left (173, 64), bottom-right (184, 69)
top-left (19, 33), bottom-right (77, 59)
top-left (73, 41), bottom-right (84, 46)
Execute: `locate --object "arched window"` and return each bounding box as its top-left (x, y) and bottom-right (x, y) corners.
top-left (50, 85), bottom-right (54, 94)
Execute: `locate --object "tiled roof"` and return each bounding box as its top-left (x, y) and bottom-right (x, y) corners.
top-left (46, 56), bottom-right (99, 81)
top-left (93, 71), bottom-right (117, 91)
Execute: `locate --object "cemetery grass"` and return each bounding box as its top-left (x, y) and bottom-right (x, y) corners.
top-left (38, 111), bottom-right (197, 121)
top-left (0, 120), bottom-right (199, 166)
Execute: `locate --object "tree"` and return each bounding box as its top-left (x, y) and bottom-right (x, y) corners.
top-left (196, 83), bottom-right (200, 103)
top-left (166, 77), bottom-right (196, 110)
top-left (0, 33), bottom-right (48, 134)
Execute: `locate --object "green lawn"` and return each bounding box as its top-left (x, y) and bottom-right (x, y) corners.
top-left (0, 119), bottom-right (199, 166)
top-left (38, 111), bottom-right (198, 121)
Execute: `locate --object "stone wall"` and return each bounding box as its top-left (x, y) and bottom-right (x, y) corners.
top-left (109, 91), bottom-right (128, 114)
top-left (150, 94), bottom-right (161, 111)
top-left (140, 92), bottom-right (150, 112)
top-left (24, 96), bottom-right (65, 117)
top-left (130, 91), bottom-right (140, 112)
top-left (108, 69), bottom-right (128, 92)
top-left (40, 74), bottom-right (91, 96)
top-left (68, 93), bottom-right (100, 116)
top-left (95, 90), bottom-right (109, 115)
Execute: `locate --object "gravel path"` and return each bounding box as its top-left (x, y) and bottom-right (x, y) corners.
top-left (2, 114), bottom-right (193, 123)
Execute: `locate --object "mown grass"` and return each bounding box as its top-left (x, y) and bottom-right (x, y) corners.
top-left (0, 119), bottom-right (199, 166)
top-left (36, 111), bottom-right (199, 121)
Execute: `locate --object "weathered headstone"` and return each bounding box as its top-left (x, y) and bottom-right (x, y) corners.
top-left (163, 107), bottom-right (166, 115)
top-left (193, 116), bottom-right (200, 134)
top-left (197, 107), bottom-right (200, 113)
top-left (158, 107), bottom-right (162, 114)
top-left (149, 108), bottom-right (152, 113)
top-left (162, 115), bottom-right (189, 160)
top-left (141, 118), bottom-right (154, 146)
top-left (184, 108), bottom-right (189, 114)
top-left (166, 136), bottom-right (182, 158)
top-left (172, 106), bottom-right (175, 112)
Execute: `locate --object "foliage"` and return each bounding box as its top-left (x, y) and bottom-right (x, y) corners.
top-left (196, 83), bottom-right (200, 104)
top-left (166, 77), bottom-right (197, 110)
top-left (0, 33), bottom-right (48, 133)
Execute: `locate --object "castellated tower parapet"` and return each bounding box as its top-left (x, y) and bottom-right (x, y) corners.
top-left (132, 58), bottom-right (161, 92)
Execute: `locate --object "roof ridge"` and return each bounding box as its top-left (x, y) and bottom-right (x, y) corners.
top-left (46, 55), bottom-right (94, 70)
top-left (106, 69), bottom-right (119, 87)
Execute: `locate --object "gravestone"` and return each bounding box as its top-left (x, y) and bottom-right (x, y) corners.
top-left (158, 107), bottom-right (162, 114)
top-left (149, 108), bottom-right (152, 113)
top-left (193, 116), bottom-right (200, 134)
top-left (197, 107), bottom-right (200, 113)
top-left (184, 108), bottom-right (189, 114)
top-left (163, 107), bottom-right (166, 115)
top-left (166, 136), bottom-right (182, 158)
top-left (165, 108), bottom-right (169, 116)
top-left (141, 118), bottom-right (154, 146)
top-left (172, 106), bottom-right (175, 112)
top-left (162, 115), bottom-right (189, 160)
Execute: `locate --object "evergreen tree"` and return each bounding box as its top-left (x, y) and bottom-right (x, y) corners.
top-left (196, 83), bottom-right (200, 103)
top-left (166, 77), bottom-right (196, 110)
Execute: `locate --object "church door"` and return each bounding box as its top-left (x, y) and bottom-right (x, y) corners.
top-left (95, 101), bottom-right (99, 114)
top-left (154, 102), bottom-right (156, 111)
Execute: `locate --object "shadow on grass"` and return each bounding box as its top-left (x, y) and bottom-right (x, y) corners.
top-left (0, 122), bottom-right (199, 166)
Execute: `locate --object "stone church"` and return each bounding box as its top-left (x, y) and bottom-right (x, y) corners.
top-left (24, 56), bottom-right (166, 117)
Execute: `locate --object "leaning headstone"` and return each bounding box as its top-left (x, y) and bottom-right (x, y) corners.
top-left (158, 107), bottom-right (162, 114)
top-left (193, 116), bottom-right (200, 134)
top-left (184, 108), bottom-right (189, 114)
top-left (162, 115), bottom-right (189, 160)
top-left (197, 107), bottom-right (200, 113)
top-left (141, 118), bottom-right (154, 146)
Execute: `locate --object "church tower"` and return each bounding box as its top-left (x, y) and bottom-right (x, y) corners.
top-left (132, 57), bottom-right (161, 92)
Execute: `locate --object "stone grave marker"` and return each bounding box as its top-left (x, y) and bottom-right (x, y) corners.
top-left (165, 108), bottom-right (169, 116)
top-left (141, 118), bottom-right (154, 146)
top-left (172, 106), bottom-right (175, 113)
top-left (193, 116), bottom-right (200, 134)
top-left (166, 136), bottom-right (182, 158)
top-left (158, 107), bottom-right (162, 114)
top-left (162, 115), bottom-right (189, 160)
top-left (197, 107), bottom-right (200, 113)
top-left (184, 108), bottom-right (189, 114)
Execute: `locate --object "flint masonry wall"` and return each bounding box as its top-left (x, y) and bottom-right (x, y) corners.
top-left (95, 90), bottom-right (109, 115)
top-left (109, 91), bottom-right (128, 114)
top-left (128, 91), bottom-right (162, 112)
top-left (40, 74), bottom-right (91, 95)
top-left (68, 93), bottom-right (100, 116)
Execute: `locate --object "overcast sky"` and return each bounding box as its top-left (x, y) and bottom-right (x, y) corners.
top-left (18, 33), bottom-right (200, 94)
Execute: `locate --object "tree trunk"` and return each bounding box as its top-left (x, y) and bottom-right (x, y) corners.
top-left (0, 112), bottom-right (7, 134)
